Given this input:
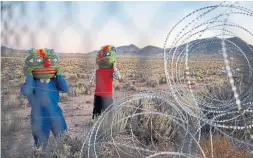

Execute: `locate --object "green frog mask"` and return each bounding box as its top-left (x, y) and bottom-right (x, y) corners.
top-left (23, 48), bottom-right (60, 79)
top-left (96, 45), bottom-right (117, 68)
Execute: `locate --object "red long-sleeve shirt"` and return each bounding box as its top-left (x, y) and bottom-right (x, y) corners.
top-left (95, 68), bottom-right (114, 97)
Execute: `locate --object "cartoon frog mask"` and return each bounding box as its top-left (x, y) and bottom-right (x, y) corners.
top-left (23, 48), bottom-right (60, 79)
top-left (96, 45), bottom-right (117, 68)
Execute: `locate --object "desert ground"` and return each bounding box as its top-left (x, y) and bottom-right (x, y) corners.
top-left (1, 54), bottom-right (252, 158)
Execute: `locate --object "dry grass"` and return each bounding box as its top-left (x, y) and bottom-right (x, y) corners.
top-left (1, 114), bottom-right (23, 135)
top-left (88, 98), bottom-right (182, 158)
top-left (60, 93), bottom-right (69, 102)
top-left (33, 133), bottom-right (85, 158)
top-left (113, 80), bottom-right (122, 91)
top-left (122, 81), bottom-right (138, 91)
top-left (1, 94), bottom-right (28, 110)
top-left (200, 135), bottom-right (251, 158)
top-left (146, 76), bottom-right (159, 87)
top-left (68, 83), bottom-right (92, 97)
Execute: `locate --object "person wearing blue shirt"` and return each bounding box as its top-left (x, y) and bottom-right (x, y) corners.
top-left (20, 48), bottom-right (69, 151)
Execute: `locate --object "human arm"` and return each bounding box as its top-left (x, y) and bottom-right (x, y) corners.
top-left (20, 68), bottom-right (35, 96)
top-left (112, 62), bottom-right (121, 80)
top-left (56, 68), bottom-right (69, 93)
top-left (89, 64), bottom-right (98, 86)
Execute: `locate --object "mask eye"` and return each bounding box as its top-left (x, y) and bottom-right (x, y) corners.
top-left (29, 58), bottom-right (42, 63)
top-left (26, 55), bottom-right (43, 66)
top-left (29, 58), bottom-right (34, 63)
top-left (52, 58), bottom-right (58, 62)
top-left (36, 58), bottom-right (42, 62)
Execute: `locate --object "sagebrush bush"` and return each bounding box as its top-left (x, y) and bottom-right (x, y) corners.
top-left (2, 114), bottom-right (23, 135)
top-left (159, 77), bottom-right (167, 84)
top-left (2, 94), bottom-right (28, 110)
top-left (113, 81), bottom-right (122, 91)
top-left (68, 83), bottom-right (91, 97)
top-left (198, 82), bottom-right (252, 143)
top-left (60, 93), bottom-right (69, 102)
top-left (67, 74), bottom-right (78, 82)
top-left (77, 73), bottom-right (88, 79)
top-left (33, 133), bottom-right (85, 158)
top-left (200, 135), bottom-right (251, 158)
top-left (123, 81), bottom-right (138, 91)
top-left (146, 76), bottom-right (159, 87)
top-left (90, 98), bottom-right (182, 157)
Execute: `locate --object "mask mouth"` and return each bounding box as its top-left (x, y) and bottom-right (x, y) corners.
top-left (32, 67), bottom-right (56, 74)
top-left (96, 58), bottom-right (109, 62)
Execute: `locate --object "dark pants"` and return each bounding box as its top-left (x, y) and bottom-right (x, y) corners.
top-left (92, 95), bottom-right (113, 119)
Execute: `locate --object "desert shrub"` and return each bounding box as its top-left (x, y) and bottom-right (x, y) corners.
top-left (76, 73), bottom-right (88, 79)
top-left (117, 74), bottom-right (124, 82)
top-left (2, 94), bottom-right (28, 110)
top-left (146, 76), bottom-right (159, 87)
top-left (200, 135), bottom-right (251, 158)
top-left (139, 77), bottom-right (146, 83)
top-left (196, 76), bottom-right (203, 82)
top-left (67, 74), bottom-right (78, 82)
top-left (60, 93), bottom-right (69, 102)
top-left (200, 83), bottom-right (234, 104)
top-left (1, 114), bottom-right (23, 135)
top-left (2, 77), bottom-right (8, 82)
top-left (68, 83), bottom-right (91, 97)
top-left (33, 133), bottom-right (85, 158)
top-left (129, 73), bottom-right (136, 78)
top-left (113, 81), bottom-right (122, 91)
top-left (70, 87), bottom-right (85, 97)
top-left (91, 98), bottom-right (182, 157)
top-left (123, 81), bottom-right (138, 91)
top-left (8, 73), bottom-right (14, 80)
top-left (198, 82), bottom-right (252, 141)
top-left (159, 77), bottom-right (167, 84)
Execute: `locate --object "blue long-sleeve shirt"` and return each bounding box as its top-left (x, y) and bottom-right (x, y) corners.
top-left (21, 75), bottom-right (69, 118)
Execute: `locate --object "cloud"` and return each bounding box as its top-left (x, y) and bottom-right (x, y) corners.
top-left (1, 1), bottom-right (252, 53)
top-left (227, 13), bottom-right (253, 45)
top-left (121, 2), bottom-right (163, 31)
top-left (57, 27), bottom-right (83, 53)
top-left (94, 20), bottom-right (133, 49)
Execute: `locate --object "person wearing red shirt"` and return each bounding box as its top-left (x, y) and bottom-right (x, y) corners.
top-left (89, 45), bottom-right (120, 119)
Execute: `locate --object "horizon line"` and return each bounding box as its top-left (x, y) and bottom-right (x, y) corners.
top-left (1, 36), bottom-right (252, 54)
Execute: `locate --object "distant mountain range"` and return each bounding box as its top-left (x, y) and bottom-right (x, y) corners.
top-left (1, 46), bottom-right (27, 55)
top-left (86, 37), bottom-right (253, 58)
top-left (2, 37), bottom-right (253, 58)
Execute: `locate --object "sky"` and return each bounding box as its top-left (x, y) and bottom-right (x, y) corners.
top-left (1, 1), bottom-right (253, 53)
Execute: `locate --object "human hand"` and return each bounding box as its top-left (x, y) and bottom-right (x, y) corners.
top-left (28, 68), bottom-right (33, 75)
top-left (96, 64), bottom-right (99, 70)
top-left (113, 62), bottom-right (116, 69)
top-left (56, 67), bottom-right (61, 75)
top-left (112, 65), bottom-right (120, 80)
top-left (89, 71), bottom-right (95, 86)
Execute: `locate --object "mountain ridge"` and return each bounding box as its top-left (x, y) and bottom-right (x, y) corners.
top-left (2, 37), bottom-right (253, 57)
